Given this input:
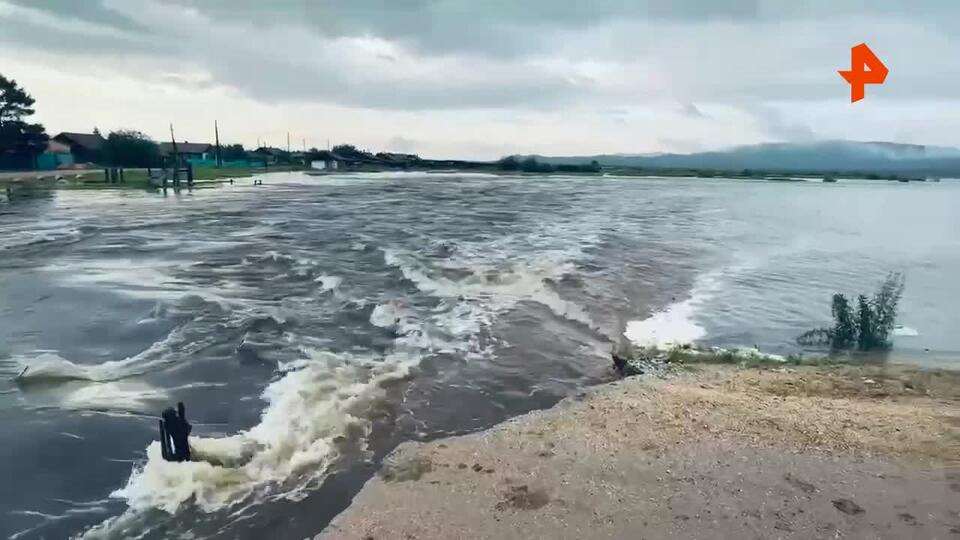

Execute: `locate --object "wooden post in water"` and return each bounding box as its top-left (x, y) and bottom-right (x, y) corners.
top-left (103, 168), bottom-right (109, 184)
top-left (214, 120), bottom-right (222, 169)
top-left (187, 161), bottom-right (194, 187)
top-left (119, 168), bottom-right (125, 183)
top-left (169, 123), bottom-right (180, 187)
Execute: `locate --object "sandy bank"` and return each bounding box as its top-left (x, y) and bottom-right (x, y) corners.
top-left (318, 363), bottom-right (960, 539)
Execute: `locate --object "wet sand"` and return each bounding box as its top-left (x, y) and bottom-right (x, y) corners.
top-left (318, 364), bottom-right (960, 539)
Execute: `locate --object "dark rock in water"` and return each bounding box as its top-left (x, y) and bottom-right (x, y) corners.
top-left (610, 344), bottom-right (673, 378)
top-left (612, 351), bottom-right (644, 377)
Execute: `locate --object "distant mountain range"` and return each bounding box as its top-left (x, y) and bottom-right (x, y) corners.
top-left (528, 141), bottom-right (960, 175)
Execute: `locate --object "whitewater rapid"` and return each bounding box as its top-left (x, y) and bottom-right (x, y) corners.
top-left (77, 231), bottom-right (608, 536)
top-left (8, 172), bottom-right (952, 540)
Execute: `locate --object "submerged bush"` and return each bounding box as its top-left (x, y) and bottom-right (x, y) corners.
top-left (797, 272), bottom-right (904, 352)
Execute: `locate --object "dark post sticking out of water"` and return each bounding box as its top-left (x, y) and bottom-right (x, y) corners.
top-left (102, 167), bottom-right (124, 184)
top-left (159, 402), bottom-right (192, 462)
top-left (214, 120), bottom-right (222, 169)
top-left (169, 123), bottom-right (180, 188)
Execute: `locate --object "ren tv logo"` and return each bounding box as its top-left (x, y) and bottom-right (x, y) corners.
top-left (839, 43), bottom-right (888, 103)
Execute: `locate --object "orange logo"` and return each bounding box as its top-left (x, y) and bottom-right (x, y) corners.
top-left (838, 43), bottom-right (888, 103)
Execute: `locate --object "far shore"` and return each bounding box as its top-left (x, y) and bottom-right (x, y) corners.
top-left (0, 165), bottom-right (943, 195)
top-left (319, 360), bottom-right (960, 539)
top-left (0, 165), bottom-right (308, 191)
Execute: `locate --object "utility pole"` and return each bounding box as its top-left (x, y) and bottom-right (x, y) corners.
top-left (286, 132), bottom-right (291, 154)
top-left (214, 120), bottom-right (222, 169)
top-left (169, 123), bottom-right (180, 185)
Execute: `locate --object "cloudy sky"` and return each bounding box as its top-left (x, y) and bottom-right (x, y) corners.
top-left (1, 0), bottom-right (959, 159)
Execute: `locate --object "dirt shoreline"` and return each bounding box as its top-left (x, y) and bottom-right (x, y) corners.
top-left (318, 363), bottom-right (960, 539)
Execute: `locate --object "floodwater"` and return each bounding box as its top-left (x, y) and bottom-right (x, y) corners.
top-left (1, 172), bottom-right (957, 539)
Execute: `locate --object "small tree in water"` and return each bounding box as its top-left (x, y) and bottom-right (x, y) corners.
top-left (797, 272), bottom-right (904, 352)
top-left (831, 293), bottom-right (857, 350)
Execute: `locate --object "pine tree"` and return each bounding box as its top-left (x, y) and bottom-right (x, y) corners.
top-left (0, 74), bottom-right (48, 169)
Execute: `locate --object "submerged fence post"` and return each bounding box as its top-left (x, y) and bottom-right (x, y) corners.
top-left (186, 161), bottom-right (194, 187)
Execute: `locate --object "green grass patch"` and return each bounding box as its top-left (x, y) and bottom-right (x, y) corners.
top-left (617, 342), bottom-right (834, 370)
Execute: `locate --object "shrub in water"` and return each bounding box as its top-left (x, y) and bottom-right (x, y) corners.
top-left (797, 272), bottom-right (904, 352)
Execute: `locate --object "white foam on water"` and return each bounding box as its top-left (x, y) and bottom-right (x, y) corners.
top-left (47, 258), bottom-right (244, 309)
top-left (370, 301), bottom-right (405, 330)
top-left (49, 259), bottom-right (186, 301)
top-left (893, 325), bottom-right (919, 337)
top-left (726, 346), bottom-right (786, 362)
top-left (624, 270), bottom-right (723, 349)
top-left (9, 352), bottom-right (117, 383)
top-left (9, 325), bottom-right (229, 417)
top-left (529, 288), bottom-right (596, 330)
top-left (60, 382), bottom-right (169, 414)
top-left (314, 274), bottom-right (342, 292)
top-left (370, 301), bottom-right (453, 355)
top-left (86, 224), bottom-right (599, 535)
top-left (107, 348), bottom-right (418, 520)
top-left (382, 246), bottom-right (597, 354)
top-left (13, 350), bottom-right (162, 384)
top-left (9, 326), bottom-right (199, 384)
top-left (0, 227), bottom-right (84, 251)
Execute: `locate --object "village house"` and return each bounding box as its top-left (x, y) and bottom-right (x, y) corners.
top-left (50, 132), bottom-right (106, 164)
top-left (248, 147), bottom-right (288, 165)
top-left (159, 142), bottom-right (216, 162)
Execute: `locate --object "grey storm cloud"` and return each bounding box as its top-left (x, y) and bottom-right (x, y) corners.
top-left (3, 0), bottom-right (960, 110)
top-left (680, 103), bottom-right (707, 118)
top-left (742, 105), bottom-right (816, 142)
top-left (7, 0), bottom-right (145, 31)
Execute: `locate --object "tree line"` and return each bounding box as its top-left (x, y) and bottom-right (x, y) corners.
top-left (0, 73), bottom-right (297, 170)
top-left (0, 74), bottom-right (48, 169)
top-left (497, 155), bottom-right (601, 174)
top-left (3, 72), bottom-right (601, 173)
